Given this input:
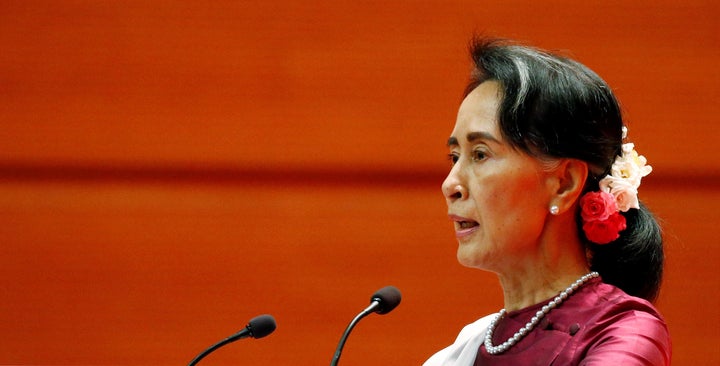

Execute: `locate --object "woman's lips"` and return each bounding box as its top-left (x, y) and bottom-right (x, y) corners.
top-left (448, 214), bottom-right (479, 239)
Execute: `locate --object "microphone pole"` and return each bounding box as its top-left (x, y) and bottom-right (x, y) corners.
top-left (330, 286), bottom-right (401, 366)
top-left (188, 314), bottom-right (276, 366)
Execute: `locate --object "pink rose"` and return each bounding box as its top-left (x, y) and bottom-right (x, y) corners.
top-left (579, 191), bottom-right (617, 222)
top-left (582, 212), bottom-right (627, 244)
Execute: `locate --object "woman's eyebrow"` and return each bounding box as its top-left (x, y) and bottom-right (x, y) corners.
top-left (466, 131), bottom-right (500, 144)
top-left (447, 131), bottom-right (499, 147)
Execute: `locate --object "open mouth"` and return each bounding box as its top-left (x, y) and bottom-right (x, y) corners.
top-left (448, 214), bottom-right (479, 239)
top-left (457, 220), bottom-right (479, 229)
top-left (454, 219), bottom-right (479, 239)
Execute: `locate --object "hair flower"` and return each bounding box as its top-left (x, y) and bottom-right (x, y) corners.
top-left (580, 128), bottom-right (651, 244)
top-left (583, 211), bottom-right (627, 244)
top-left (580, 191), bottom-right (617, 222)
top-left (599, 142), bottom-right (652, 211)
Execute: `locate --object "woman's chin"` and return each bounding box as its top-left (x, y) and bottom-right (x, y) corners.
top-left (456, 247), bottom-right (485, 269)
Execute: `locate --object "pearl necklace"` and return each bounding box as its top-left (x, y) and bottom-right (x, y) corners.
top-left (483, 271), bottom-right (599, 355)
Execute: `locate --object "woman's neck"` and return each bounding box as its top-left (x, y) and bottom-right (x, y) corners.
top-left (498, 267), bottom-right (589, 312)
top-left (496, 238), bottom-right (590, 312)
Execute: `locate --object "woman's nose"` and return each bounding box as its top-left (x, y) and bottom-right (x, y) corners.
top-left (442, 170), bottom-right (467, 202)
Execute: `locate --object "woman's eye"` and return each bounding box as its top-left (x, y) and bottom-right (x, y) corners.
top-left (447, 153), bottom-right (459, 165)
top-left (472, 150), bottom-right (487, 161)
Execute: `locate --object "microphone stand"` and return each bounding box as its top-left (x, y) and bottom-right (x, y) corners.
top-left (330, 301), bottom-right (380, 366)
top-left (188, 331), bottom-right (248, 366)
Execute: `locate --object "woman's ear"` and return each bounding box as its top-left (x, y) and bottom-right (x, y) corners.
top-left (548, 159), bottom-right (588, 214)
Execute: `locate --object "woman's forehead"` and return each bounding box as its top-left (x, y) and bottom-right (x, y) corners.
top-left (451, 82), bottom-right (503, 144)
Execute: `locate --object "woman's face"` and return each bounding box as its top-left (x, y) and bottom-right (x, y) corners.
top-left (442, 81), bottom-right (555, 273)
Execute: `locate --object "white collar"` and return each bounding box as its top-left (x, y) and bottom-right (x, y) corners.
top-left (423, 313), bottom-right (497, 366)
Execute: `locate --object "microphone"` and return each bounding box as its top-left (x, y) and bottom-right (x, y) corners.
top-left (188, 314), bottom-right (277, 366)
top-left (330, 286), bottom-right (402, 366)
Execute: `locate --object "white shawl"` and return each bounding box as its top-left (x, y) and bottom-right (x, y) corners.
top-left (422, 313), bottom-right (497, 366)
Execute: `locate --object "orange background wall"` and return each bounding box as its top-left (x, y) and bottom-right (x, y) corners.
top-left (1, 1), bottom-right (718, 365)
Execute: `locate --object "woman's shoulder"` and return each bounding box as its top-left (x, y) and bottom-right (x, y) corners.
top-left (565, 279), bottom-right (671, 365)
top-left (586, 279), bottom-right (665, 319)
top-left (563, 278), bottom-right (668, 337)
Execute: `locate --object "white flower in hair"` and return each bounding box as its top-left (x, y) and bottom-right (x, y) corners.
top-left (600, 176), bottom-right (639, 212)
top-left (599, 134), bottom-right (652, 212)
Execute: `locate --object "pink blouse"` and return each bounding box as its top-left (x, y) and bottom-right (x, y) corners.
top-left (474, 278), bottom-right (671, 365)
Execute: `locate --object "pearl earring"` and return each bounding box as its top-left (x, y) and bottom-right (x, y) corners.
top-left (550, 205), bottom-right (560, 215)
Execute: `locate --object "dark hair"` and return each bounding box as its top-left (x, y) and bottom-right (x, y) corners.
top-left (465, 38), bottom-right (663, 302)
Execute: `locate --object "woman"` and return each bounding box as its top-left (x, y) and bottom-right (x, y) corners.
top-left (424, 39), bottom-right (670, 365)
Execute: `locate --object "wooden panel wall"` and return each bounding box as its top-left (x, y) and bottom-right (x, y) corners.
top-left (1, 1), bottom-right (718, 365)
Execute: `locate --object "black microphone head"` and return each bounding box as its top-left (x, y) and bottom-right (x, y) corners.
top-left (370, 286), bottom-right (402, 315)
top-left (247, 314), bottom-right (277, 339)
